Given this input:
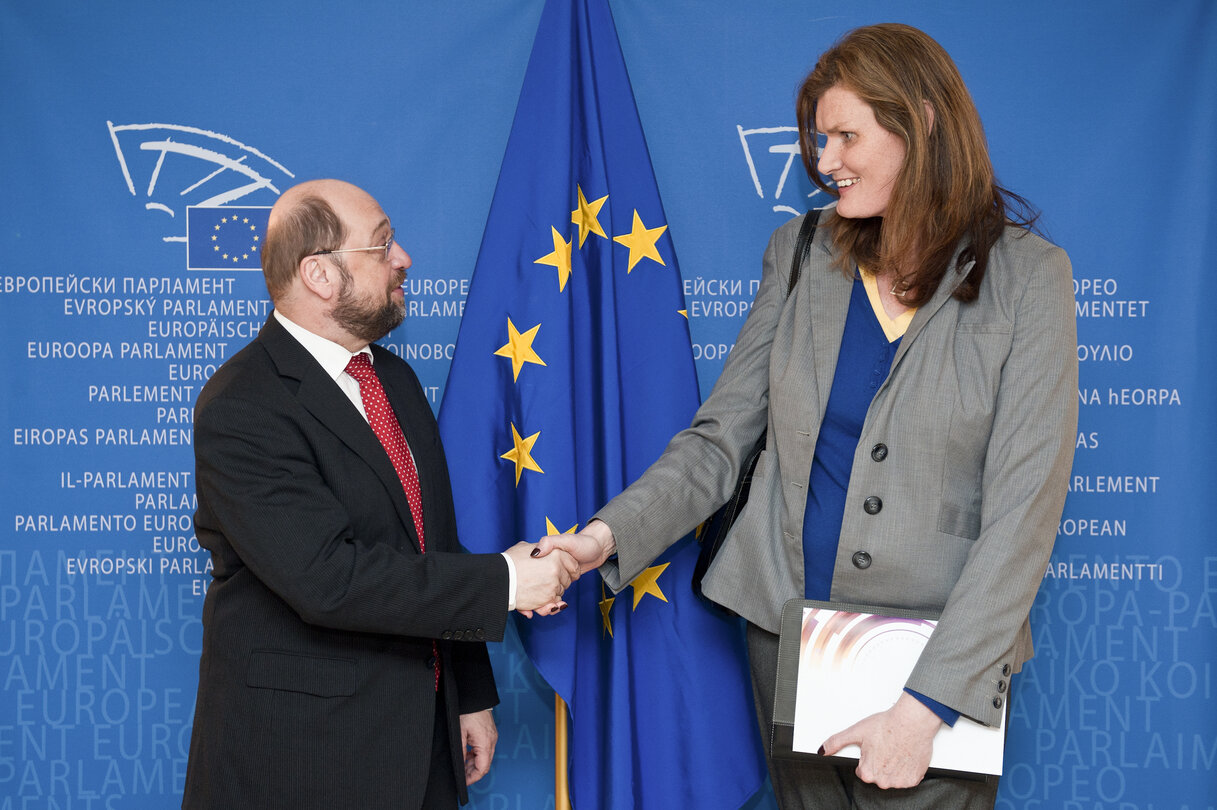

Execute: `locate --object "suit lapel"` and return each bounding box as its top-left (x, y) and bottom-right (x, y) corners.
top-left (257, 316), bottom-right (423, 553)
top-left (802, 231), bottom-right (973, 411)
top-left (890, 248), bottom-right (975, 372)
top-left (805, 236), bottom-right (853, 418)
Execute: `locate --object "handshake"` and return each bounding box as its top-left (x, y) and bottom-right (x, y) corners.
top-left (502, 520), bottom-right (618, 617)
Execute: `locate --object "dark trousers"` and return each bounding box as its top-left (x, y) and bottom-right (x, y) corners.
top-left (746, 623), bottom-right (1000, 810)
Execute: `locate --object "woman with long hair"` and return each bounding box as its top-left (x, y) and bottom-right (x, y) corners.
top-left (538, 23), bottom-right (1077, 808)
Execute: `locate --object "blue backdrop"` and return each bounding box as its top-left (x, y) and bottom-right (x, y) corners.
top-left (2, 1), bottom-right (1214, 807)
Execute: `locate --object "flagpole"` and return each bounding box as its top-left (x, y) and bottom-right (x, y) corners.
top-left (555, 693), bottom-right (571, 810)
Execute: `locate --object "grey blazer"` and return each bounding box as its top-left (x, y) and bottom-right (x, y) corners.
top-left (596, 212), bottom-right (1077, 726)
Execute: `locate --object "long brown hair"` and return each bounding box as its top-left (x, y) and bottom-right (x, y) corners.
top-left (796, 23), bottom-right (1035, 304)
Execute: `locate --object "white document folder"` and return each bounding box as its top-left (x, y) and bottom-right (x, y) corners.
top-left (772, 599), bottom-right (1006, 778)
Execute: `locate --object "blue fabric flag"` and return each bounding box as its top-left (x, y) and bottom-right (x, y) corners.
top-left (186, 205), bottom-right (269, 270)
top-left (438, 1), bottom-right (766, 807)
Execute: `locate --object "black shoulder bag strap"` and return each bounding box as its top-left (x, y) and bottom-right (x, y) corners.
top-left (785, 207), bottom-right (821, 295)
top-left (693, 208), bottom-right (822, 605)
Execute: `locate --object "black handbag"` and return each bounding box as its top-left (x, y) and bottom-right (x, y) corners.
top-left (692, 209), bottom-right (821, 604)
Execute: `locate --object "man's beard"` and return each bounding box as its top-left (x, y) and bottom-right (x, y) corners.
top-left (331, 265), bottom-right (405, 344)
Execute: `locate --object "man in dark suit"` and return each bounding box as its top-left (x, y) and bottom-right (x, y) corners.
top-left (182, 179), bottom-right (578, 809)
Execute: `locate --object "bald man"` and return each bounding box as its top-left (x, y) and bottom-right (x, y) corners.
top-left (182, 180), bottom-right (577, 809)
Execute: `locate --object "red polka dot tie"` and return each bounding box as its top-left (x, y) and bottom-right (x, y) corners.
top-left (345, 353), bottom-right (426, 551)
top-left (345, 353), bottom-right (439, 689)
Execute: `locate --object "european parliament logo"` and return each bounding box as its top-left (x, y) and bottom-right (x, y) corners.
top-left (107, 120), bottom-right (292, 255)
top-left (186, 206), bottom-right (270, 270)
top-left (736, 124), bottom-right (835, 217)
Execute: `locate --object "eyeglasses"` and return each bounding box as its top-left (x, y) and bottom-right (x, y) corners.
top-left (310, 228), bottom-right (395, 262)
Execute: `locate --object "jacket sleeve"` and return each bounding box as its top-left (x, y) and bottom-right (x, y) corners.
top-left (904, 237), bottom-right (1078, 726)
top-left (193, 386), bottom-right (511, 644)
top-left (594, 217), bottom-right (803, 591)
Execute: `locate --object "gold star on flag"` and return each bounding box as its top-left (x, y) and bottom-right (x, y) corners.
top-left (679, 309), bottom-right (688, 319)
top-left (629, 562), bottom-right (670, 609)
top-left (599, 582), bottom-right (616, 638)
top-left (570, 185), bottom-right (608, 247)
top-left (545, 517), bottom-right (578, 536)
top-left (494, 318), bottom-right (546, 381)
top-left (500, 423), bottom-right (543, 485)
top-left (613, 210), bottom-right (667, 272)
top-left (534, 226), bottom-right (573, 291)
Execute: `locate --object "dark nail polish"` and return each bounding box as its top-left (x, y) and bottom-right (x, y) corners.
top-left (817, 746), bottom-right (825, 756)
top-left (530, 548), bottom-right (540, 557)
top-left (556, 603), bottom-right (568, 612)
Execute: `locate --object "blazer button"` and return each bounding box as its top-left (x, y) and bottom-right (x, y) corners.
top-left (992, 696), bottom-right (1004, 709)
top-left (997, 680), bottom-right (1007, 693)
top-left (1001, 663), bottom-right (1011, 676)
top-left (441, 631), bottom-right (453, 640)
top-left (863, 496), bottom-right (883, 515)
top-left (474, 628), bottom-right (486, 640)
top-left (870, 443), bottom-right (888, 462)
top-left (851, 551), bottom-right (872, 570)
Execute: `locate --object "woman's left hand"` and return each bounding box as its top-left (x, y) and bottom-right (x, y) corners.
top-left (819, 692), bottom-right (943, 789)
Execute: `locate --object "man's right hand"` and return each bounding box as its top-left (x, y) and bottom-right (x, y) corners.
top-left (504, 541), bottom-right (580, 613)
top-left (532, 519), bottom-right (616, 575)
top-left (517, 520), bottom-right (618, 617)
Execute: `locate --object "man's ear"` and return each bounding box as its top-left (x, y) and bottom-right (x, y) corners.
top-left (299, 256), bottom-right (336, 301)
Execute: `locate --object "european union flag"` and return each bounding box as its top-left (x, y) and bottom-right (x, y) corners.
top-left (186, 205), bottom-right (269, 270)
top-left (439, 1), bottom-right (765, 807)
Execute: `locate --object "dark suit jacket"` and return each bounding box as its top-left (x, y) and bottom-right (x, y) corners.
top-left (182, 314), bottom-right (509, 810)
